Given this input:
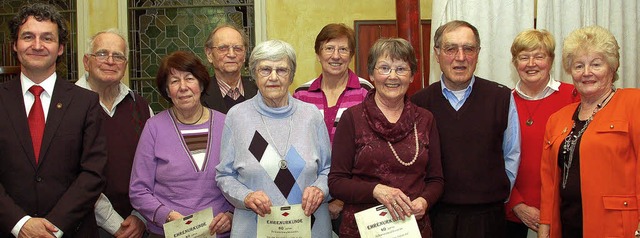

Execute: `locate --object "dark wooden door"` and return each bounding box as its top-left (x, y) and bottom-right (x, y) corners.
top-left (354, 20), bottom-right (431, 94)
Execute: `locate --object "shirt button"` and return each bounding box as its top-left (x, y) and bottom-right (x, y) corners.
top-left (35, 177), bottom-right (42, 182)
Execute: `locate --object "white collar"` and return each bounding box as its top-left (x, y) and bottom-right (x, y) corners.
top-left (21, 72), bottom-right (57, 97)
top-left (76, 73), bottom-right (135, 117)
top-left (514, 77), bottom-right (561, 100)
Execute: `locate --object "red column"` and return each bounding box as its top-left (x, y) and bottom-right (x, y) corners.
top-left (396, 0), bottom-right (422, 95)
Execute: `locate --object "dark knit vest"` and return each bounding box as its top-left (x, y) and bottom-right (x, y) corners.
top-left (223, 94), bottom-right (246, 110)
top-left (411, 77), bottom-right (511, 204)
top-left (103, 93), bottom-right (151, 218)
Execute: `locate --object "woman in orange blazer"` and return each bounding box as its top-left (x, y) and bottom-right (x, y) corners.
top-left (538, 26), bottom-right (640, 238)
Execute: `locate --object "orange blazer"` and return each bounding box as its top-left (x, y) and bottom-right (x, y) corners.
top-left (540, 89), bottom-right (640, 238)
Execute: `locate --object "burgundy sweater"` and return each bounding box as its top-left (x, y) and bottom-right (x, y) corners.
top-left (103, 93), bottom-right (151, 218)
top-left (329, 91), bottom-right (444, 237)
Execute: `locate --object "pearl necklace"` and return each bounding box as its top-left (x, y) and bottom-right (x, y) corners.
top-left (387, 123), bottom-right (419, 166)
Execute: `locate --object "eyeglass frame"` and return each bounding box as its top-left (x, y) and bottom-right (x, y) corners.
top-left (374, 66), bottom-right (411, 76)
top-left (321, 45), bottom-right (350, 56)
top-left (516, 53), bottom-right (549, 63)
top-left (436, 44), bottom-right (480, 57)
top-left (257, 66), bottom-right (291, 77)
top-left (88, 52), bottom-right (128, 63)
top-left (210, 44), bottom-right (246, 54)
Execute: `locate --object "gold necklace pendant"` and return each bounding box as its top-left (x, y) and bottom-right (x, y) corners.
top-left (526, 118), bottom-right (534, 126)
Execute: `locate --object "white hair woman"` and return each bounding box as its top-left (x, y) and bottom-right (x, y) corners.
top-left (216, 40), bottom-right (332, 237)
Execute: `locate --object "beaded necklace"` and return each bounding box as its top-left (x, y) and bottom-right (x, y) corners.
top-left (561, 89), bottom-right (615, 189)
top-left (387, 123), bottom-right (419, 166)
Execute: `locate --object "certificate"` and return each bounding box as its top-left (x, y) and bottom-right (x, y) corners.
top-left (257, 204), bottom-right (310, 238)
top-left (163, 207), bottom-right (214, 238)
top-left (354, 205), bottom-right (421, 238)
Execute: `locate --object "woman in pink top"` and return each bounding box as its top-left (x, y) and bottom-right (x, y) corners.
top-left (293, 23), bottom-right (372, 234)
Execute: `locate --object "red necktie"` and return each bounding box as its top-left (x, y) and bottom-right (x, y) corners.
top-left (28, 85), bottom-right (45, 163)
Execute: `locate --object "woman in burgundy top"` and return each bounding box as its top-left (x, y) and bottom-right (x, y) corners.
top-left (328, 38), bottom-right (444, 238)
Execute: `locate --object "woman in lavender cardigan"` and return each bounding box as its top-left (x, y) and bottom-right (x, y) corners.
top-left (216, 40), bottom-right (332, 237)
top-left (129, 51), bottom-right (233, 237)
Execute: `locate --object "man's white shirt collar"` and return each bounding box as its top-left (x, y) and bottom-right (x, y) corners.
top-left (21, 72), bottom-right (56, 98)
top-left (76, 73), bottom-right (135, 117)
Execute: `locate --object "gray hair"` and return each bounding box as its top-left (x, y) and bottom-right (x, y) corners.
top-left (367, 38), bottom-right (418, 76)
top-left (86, 28), bottom-right (129, 56)
top-left (433, 20), bottom-right (481, 49)
top-left (204, 23), bottom-right (249, 49)
top-left (248, 40), bottom-right (297, 82)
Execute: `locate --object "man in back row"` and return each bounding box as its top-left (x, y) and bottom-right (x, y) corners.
top-left (76, 29), bottom-right (153, 238)
top-left (411, 20), bottom-right (521, 238)
top-left (0, 3), bottom-right (106, 237)
top-left (201, 24), bottom-right (258, 113)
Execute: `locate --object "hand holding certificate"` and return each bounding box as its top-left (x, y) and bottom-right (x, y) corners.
top-left (163, 207), bottom-right (215, 238)
top-left (355, 205), bottom-right (421, 238)
top-left (257, 204), bottom-right (311, 238)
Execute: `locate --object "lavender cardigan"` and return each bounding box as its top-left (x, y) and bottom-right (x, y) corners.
top-left (129, 109), bottom-right (232, 236)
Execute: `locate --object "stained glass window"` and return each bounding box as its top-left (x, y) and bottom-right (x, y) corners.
top-left (128, 0), bottom-right (255, 112)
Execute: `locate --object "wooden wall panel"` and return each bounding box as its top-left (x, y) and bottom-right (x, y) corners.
top-left (355, 20), bottom-right (431, 93)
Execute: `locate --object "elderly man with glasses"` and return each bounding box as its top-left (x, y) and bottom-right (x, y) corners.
top-left (76, 28), bottom-right (153, 238)
top-left (411, 20), bottom-right (521, 238)
top-left (201, 24), bottom-right (258, 114)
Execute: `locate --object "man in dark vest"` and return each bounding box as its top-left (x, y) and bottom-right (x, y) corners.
top-left (411, 20), bottom-right (521, 238)
top-left (76, 29), bottom-right (152, 238)
top-left (201, 24), bottom-right (258, 113)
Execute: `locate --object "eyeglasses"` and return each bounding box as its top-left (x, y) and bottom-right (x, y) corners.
top-left (89, 52), bottom-right (127, 63)
top-left (438, 44), bottom-right (479, 56)
top-left (516, 54), bottom-right (548, 63)
top-left (211, 45), bottom-right (245, 54)
top-left (375, 66), bottom-right (411, 76)
top-left (257, 67), bottom-right (290, 77)
top-left (322, 46), bottom-right (350, 56)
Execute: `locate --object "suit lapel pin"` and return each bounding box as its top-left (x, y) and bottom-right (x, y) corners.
top-left (56, 102), bottom-right (62, 109)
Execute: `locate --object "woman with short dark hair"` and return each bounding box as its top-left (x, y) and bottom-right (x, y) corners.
top-left (130, 51), bottom-right (232, 238)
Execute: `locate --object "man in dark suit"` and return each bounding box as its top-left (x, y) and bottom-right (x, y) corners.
top-left (201, 24), bottom-right (258, 113)
top-left (0, 3), bottom-right (106, 237)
